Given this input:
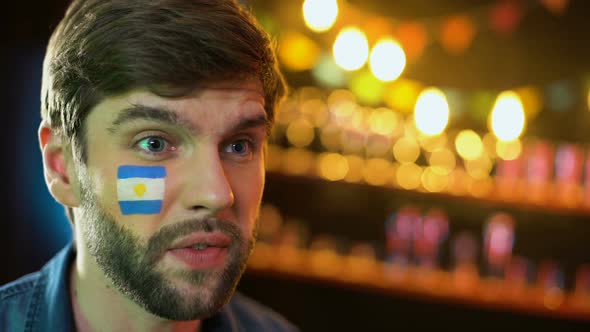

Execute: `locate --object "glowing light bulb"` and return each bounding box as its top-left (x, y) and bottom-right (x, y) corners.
top-left (414, 88), bottom-right (450, 136)
top-left (333, 27), bottom-right (369, 71)
top-left (303, 0), bottom-right (338, 32)
top-left (369, 38), bottom-right (406, 82)
top-left (490, 91), bottom-right (526, 141)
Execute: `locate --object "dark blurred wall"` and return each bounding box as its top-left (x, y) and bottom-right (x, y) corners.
top-left (2, 0), bottom-right (72, 284)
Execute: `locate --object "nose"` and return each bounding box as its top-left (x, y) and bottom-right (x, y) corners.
top-left (180, 145), bottom-right (235, 213)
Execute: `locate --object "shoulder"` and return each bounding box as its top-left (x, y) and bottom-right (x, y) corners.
top-left (0, 271), bottom-right (44, 330)
top-left (226, 292), bottom-right (299, 332)
top-left (0, 271), bottom-right (41, 304)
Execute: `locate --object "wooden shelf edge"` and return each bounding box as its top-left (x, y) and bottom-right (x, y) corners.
top-left (246, 244), bottom-right (590, 322)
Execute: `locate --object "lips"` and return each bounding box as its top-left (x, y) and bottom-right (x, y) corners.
top-left (170, 232), bottom-right (232, 250)
top-left (166, 232), bottom-right (232, 269)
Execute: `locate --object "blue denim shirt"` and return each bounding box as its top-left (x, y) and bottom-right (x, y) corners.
top-left (0, 243), bottom-right (298, 332)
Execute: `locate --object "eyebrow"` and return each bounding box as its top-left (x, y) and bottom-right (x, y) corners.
top-left (107, 105), bottom-right (196, 134)
top-left (107, 104), bottom-right (270, 136)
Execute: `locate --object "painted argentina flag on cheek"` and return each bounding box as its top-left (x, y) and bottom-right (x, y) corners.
top-left (117, 165), bottom-right (166, 215)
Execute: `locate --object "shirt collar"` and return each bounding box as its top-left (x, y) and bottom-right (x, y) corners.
top-left (26, 242), bottom-right (76, 332)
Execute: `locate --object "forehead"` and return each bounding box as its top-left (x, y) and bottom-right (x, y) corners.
top-left (87, 80), bottom-right (266, 132)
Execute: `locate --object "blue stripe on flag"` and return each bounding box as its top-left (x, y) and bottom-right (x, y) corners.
top-left (118, 165), bottom-right (166, 179)
top-left (119, 200), bottom-right (163, 215)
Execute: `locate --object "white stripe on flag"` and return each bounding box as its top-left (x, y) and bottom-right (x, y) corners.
top-left (117, 178), bottom-right (165, 201)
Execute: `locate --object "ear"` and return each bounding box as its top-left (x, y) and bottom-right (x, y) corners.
top-left (39, 121), bottom-right (80, 208)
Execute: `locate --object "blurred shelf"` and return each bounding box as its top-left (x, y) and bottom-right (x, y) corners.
top-left (247, 244), bottom-right (590, 323)
top-left (266, 170), bottom-right (590, 218)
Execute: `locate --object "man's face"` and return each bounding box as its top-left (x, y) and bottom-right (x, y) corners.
top-left (73, 80), bottom-right (267, 320)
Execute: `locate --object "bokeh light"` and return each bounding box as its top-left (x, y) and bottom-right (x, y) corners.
top-left (300, 98), bottom-right (329, 128)
top-left (369, 38), bottom-right (406, 82)
top-left (328, 89), bottom-right (356, 108)
top-left (422, 167), bottom-right (449, 192)
top-left (516, 86), bottom-right (542, 120)
top-left (318, 152), bottom-right (349, 181)
top-left (394, 22), bottom-right (428, 62)
top-left (302, 0), bottom-right (338, 32)
top-left (283, 148), bottom-right (315, 175)
top-left (455, 130), bottom-right (484, 161)
top-left (320, 124), bottom-right (341, 151)
top-left (396, 163), bottom-right (423, 190)
top-left (393, 136), bottom-right (421, 163)
top-left (344, 155), bottom-right (365, 183)
top-left (368, 107), bottom-right (400, 136)
top-left (312, 54), bottom-right (347, 88)
top-left (363, 158), bottom-right (394, 186)
top-left (286, 118), bottom-right (315, 147)
top-left (333, 26), bottom-right (369, 71)
top-left (469, 177), bottom-right (494, 198)
top-left (384, 79), bottom-right (423, 113)
top-left (340, 128), bottom-right (366, 154)
top-left (419, 133), bottom-right (448, 152)
top-left (278, 31), bottom-right (320, 71)
top-left (465, 155), bottom-right (493, 179)
top-left (482, 133), bottom-right (498, 159)
top-left (429, 148), bottom-right (456, 175)
top-left (277, 98), bottom-right (299, 126)
top-left (440, 15), bottom-right (476, 54)
top-left (496, 139), bottom-right (522, 160)
top-left (366, 134), bottom-right (393, 157)
top-left (265, 144), bottom-right (283, 172)
top-left (414, 88), bottom-right (450, 136)
top-left (490, 91), bottom-right (526, 141)
top-left (349, 69), bottom-right (385, 105)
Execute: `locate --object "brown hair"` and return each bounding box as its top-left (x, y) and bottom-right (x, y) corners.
top-left (41, 0), bottom-right (286, 222)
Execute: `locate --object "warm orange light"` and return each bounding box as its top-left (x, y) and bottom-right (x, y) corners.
top-left (368, 108), bottom-right (399, 136)
top-left (455, 130), bottom-right (484, 161)
top-left (318, 152), bottom-right (349, 181)
top-left (422, 167), bottom-right (449, 192)
top-left (279, 31), bottom-right (320, 71)
top-left (429, 148), bottom-right (456, 175)
top-left (286, 118), bottom-right (315, 147)
top-left (395, 22), bottom-right (427, 61)
top-left (393, 136), bottom-right (421, 163)
top-left (396, 163), bottom-right (423, 190)
top-left (440, 15), bottom-right (476, 54)
top-left (363, 158), bottom-right (393, 186)
top-left (283, 148), bottom-right (315, 175)
top-left (496, 139), bottom-right (522, 160)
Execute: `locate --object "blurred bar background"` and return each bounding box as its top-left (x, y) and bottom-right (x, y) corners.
top-left (4, 0), bottom-right (590, 330)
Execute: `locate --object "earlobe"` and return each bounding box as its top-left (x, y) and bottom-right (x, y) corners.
top-left (39, 122), bottom-right (80, 208)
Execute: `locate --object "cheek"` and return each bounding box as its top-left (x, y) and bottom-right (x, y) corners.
top-left (88, 164), bottom-right (166, 237)
top-left (229, 162), bottom-right (265, 220)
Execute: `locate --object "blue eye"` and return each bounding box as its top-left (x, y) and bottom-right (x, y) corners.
top-left (225, 140), bottom-right (251, 155)
top-left (137, 137), bottom-right (167, 153)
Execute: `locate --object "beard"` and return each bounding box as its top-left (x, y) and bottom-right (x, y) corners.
top-left (76, 180), bottom-right (257, 321)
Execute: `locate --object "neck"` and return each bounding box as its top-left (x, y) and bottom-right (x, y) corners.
top-left (69, 249), bottom-right (202, 332)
